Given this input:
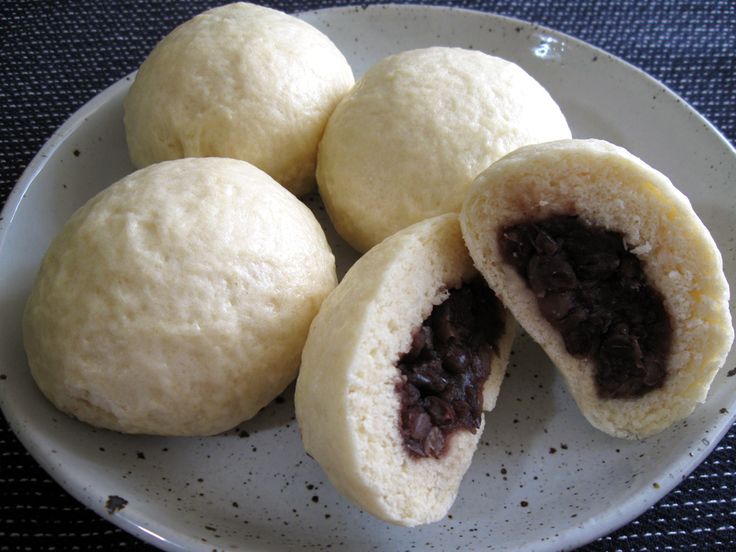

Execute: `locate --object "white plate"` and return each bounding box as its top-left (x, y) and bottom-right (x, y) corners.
top-left (1, 4), bottom-right (734, 551)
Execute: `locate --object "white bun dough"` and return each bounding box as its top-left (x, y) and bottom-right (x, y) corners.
top-left (23, 158), bottom-right (337, 436)
top-left (124, 2), bottom-right (355, 196)
top-left (317, 46), bottom-right (571, 252)
top-left (295, 214), bottom-right (514, 526)
top-left (461, 139), bottom-right (734, 439)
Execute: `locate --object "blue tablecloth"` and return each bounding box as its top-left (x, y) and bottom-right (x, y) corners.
top-left (1, 1), bottom-right (734, 550)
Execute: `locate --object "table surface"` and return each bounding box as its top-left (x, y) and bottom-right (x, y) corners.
top-left (1, 1), bottom-right (734, 550)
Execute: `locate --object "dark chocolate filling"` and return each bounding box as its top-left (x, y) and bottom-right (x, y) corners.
top-left (499, 215), bottom-right (671, 399)
top-left (396, 278), bottom-right (504, 459)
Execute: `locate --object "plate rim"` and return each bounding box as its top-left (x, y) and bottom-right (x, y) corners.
top-left (1, 4), bottom-right (734, 551)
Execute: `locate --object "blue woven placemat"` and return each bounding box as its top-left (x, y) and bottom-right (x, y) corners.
top-left (1, 1), bottom-right (734, 550)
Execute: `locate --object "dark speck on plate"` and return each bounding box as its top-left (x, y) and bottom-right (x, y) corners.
top-left (105, 495), bottom-right (128, 514)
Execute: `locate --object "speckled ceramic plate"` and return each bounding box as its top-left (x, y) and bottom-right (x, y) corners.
top-left (1, 4), bottom-right (734, 551)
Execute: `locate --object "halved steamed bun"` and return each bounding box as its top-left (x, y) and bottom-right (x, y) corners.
top-left (124, 2), bottom-right (355, 196)
top-left (317, 46), bottom-right (571, 252)
top-left (461, 139), bottom-right (733, 439)
top-left (23, 158), bottom-right (337, 435)
top-left (295, 214), bottom-right (514, 525)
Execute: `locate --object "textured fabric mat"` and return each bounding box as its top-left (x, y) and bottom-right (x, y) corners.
top-left (1, 1), bottom-right (734, 550)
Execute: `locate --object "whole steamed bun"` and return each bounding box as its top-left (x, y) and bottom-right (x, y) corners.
top-left (124, 2), bottom-right (355, 196)
top-left (23, 158), bottom-right (337, 436)
top-left (317, 46), bottom-right (572, 252)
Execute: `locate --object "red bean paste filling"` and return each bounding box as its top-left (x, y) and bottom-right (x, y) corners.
top-left (499, 215), bottom-right (672, 399)
top-left (396, 278), bottom-right (504, 459)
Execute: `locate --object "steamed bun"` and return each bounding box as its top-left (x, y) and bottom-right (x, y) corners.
top-left (23, 157), bottom-right (337, 435)
top-left (124, 2), bottom-right (355, 196)
top-left (317, 46), bottom-right (571, 252)
top-left (461, 139), bottom-right (733, 439)
top-left (296, 214), bottom-right (514, 525)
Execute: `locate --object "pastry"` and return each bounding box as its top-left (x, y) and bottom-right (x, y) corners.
top-left (461, 139), bottom-right (734, 439)
top-left (23, 158), bottom-right (337, 435)
top-left (317, 46), bottom-right (571, 252)
top-left (124, 2), bottom-right (354, 196)
top-left (295, 214), bottom-right (514, 525)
